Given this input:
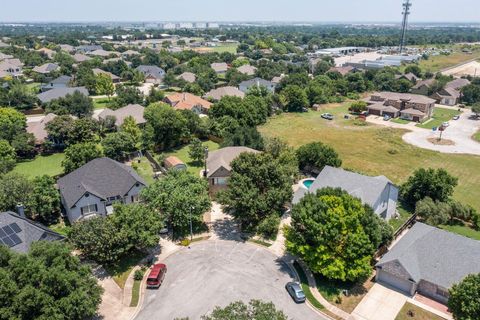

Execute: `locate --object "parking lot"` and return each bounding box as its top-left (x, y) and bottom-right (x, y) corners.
top-left (135, 240), bottom-right (323, 320)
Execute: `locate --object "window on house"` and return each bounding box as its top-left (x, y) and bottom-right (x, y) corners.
top-left (131, 194), bottom-right (139, 203)
top-left (436, 287), bottom-right (449, 298)
top-left (214, 177), bottom-right (227, 185)
top-left (81, 204), bottom-right (98, 215)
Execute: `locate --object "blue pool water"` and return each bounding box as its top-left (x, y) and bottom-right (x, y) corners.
top-left (303, 179), bottom-right (314, 189)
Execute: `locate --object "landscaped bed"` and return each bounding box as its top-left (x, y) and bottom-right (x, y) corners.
top-left (314, 273), bottom-right (375, 313)
top-left (104, 250), bottom-right (146, 288)
top-left (395, 302), bottom-right (446, 320)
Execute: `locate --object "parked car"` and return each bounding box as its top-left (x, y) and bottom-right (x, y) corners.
top-left (442, 121), bottom-right (450, 127)
top-left (321, 113), bottom-right (334, 120)
top-left (147, 263), bottom-right (167, 289)
top-left (285, 282), bottom-right (306, 303)
top-left (383, 115), bottom-right (391, 121)
top-left (452, 115), bottom-right (460, 120)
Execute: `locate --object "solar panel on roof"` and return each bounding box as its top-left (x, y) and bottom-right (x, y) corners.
top-left (3, 225), bottom-right (14, 235)
top-left (10, 223), bottom-right (21, 233)
top-left (9, 234), bottom-right (21, 246)
top-left (2, 237), bottom-right (14, 247)
top-left (0, 228), bottom-right (6, 238)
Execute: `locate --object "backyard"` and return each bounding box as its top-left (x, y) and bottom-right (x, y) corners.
top-left (416, 107), bottom-right (461, 130)
top-left (159, 140), bottom-right (220, 176)
top-left (13, 153), bottom-right (65, 178)
top-left (131, 156), bottom-right (156, 185)
top-left (258, 104), bottom-right (480, 214)
top-left (92, 97), bottom-right (111, 110)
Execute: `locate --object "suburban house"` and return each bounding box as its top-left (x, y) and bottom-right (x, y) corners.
top-left (271, 75), bottom-right (285, 86)
top-left (293, 166), bottom-right (398, 220)
top-left (92, 68), bottom-right (121, 83)
top-left (365, 92), bottom-right (436, 122)
top-left (376, 222), bottom-right (480, 304)
top-left (26, 113), bottom-right (76, 146)
top-left (97, 104), bottom-right (146, 127)
top-left (410, 79), bottom-right (435, 96)
top-left (87, 49), bottom-right (119, 58)
top-left (239, 77), bottom-right (276, 93)
top-left (0, 58), bottom-right (23, 78)
top-left (431, 78), bottom-right (470, 106)
top-left (237, 64), bottom-right (257, 76)
top-left (36, 48), bottom-right (56, 59)
top-left (76, 44), bottom-right (103, 53)
top-left (0, 211), bottom-right (65, 253)
top-left (57, 157), bottom-right (146, 223)
top-left (163, 156), bottom-right (187, 171)
top-left (136, 65), bottom-right (166, 84)
top-left (37, 87), bottom-right (89, 104)
top-left (176, 72), bottom-right (196, 83)
top-left (72, 53), bottom-right (92, 63)
top-left (59, 44), bottom-right (75, 53)
top-left (395, 72), bottom-right (420, 83)
top-left (164, 92), bottom-right (212, 115)
top-left (40, 75), bottom-right (72, 92)
top-left (211, 62), bottom-right (229, 75)
top-left (205, 147), bottom-right (259, 193)
top-left (32, 63), bottom-right (59, 75)
top-left (203, 86), bottom-right (245, 101)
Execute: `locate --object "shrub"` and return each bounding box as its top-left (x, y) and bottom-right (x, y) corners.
top-left (180, 239), bottom-right (191, 247)
top-left (257, 214), bottom-right (281, 240)
top-left (134, 269), bottom-right (144, 281)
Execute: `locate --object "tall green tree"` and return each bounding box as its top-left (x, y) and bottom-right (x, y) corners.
top-left (296, 142), bottom-right (342, 173)
top-left (0, 139), bottom-right (16, 174)
top-left (286, 188), bottom-right (389, 282)
top-left (62, 142), bottom-right (103, 173)
top-left (0, 242), bottom-right (103, 320)
top-left (188, 138), bottom-right (205, 165)
top-left (0, 107), bottom-right (27, 143)
top-left (218, 152), bottom-right (293, 231)
top-left (201, 300), bottom-right (288, 320)
top-left (401, 168), bottom-right (458, 207)
top-left (120, 116), bottom-right (142, 145)
top-left (102, 131), bottom-right (136, 161)
top-left (141, 170), bottom-right (211, 239)
top-left (143, 103), bottom-right (188, 150)
top-left (280, 85), bottom-right (309, 112)
top-left (95, 73), bottom-right (115, 99)
top-left (0, 172), bottom-right (32, 212)
top-left (448, 274), bottom-right (480, 320)
top-left (26, 175), bottom-right (61, 223)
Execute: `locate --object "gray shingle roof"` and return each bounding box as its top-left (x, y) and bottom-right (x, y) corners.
top-left (206, 147), bottom-right (259, 178)
top-left (204, 86), bottom-right (245, 100)
top-left (98, 104), bottom-right (146, 126)
top-left (0, 211), bottom-right (64, 253)
top-left (57, 157), bottom-right (146, 209)
top-left (293, 166), bottom-right (394, 206)
top-left (376, 222), bottom-right (480, 288)
top-left (136, 65), bottom-right (165, 80)
top-left (37, 87), bottom-right (89, 103)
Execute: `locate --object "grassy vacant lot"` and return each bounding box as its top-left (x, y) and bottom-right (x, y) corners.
top-left (160, 140), bottom-right (220, 176)
top-left (416, 107), bottom-right (461, 130)
top-left (210, 43), bottom-right (238, 54)
top-left (395, 302), bottom-right (446, 320)
top-left (418, 50), bottom-right (480, 73)
top-left (314, 273), bottom-right (375, 313)
top-left (92, 97), bottom-right (111, 110)
top-left (13, 153), bottom-right (65, 178)
top-left (258, 104), bottom-right (480, 212)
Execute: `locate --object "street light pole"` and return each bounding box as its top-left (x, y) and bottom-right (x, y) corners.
top-left (203, 146), bottom-right (209, 178)
top-left (189, 206), bottom-right (194, 242)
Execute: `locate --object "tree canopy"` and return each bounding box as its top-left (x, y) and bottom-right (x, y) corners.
top-left (0, 241), bottom-right (103, 320)
top-left (62, 142), bottom-right (103, 173)
top-left (201, 300), bottom-right (288, 320)
top-left (448, 273), bottom-right (480, 320)
top-left (296, 142), bottom-right (342, 173)
top-left (286, 187), bottom-right (392, 282)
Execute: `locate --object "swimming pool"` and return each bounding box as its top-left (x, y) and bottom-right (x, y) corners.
top-left (302, 179), bottom-right (314, 189)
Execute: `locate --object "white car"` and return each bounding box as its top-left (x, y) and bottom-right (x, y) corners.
top-left (442, 121), bottom-right (450, 127)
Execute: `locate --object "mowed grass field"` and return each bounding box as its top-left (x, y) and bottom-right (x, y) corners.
top-left (258, 104), bottom-right (480, 211)
top-left (418, 48), bottom-right (480, 73)
top-left (416, 107), bottom-right (460, 129)
top-left (13, 153), bottom-right (65, 178)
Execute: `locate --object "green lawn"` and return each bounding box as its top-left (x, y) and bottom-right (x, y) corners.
top-left (129, 280), bottom-right (141, 307)
top-left (389, 204), bottom-right (414, 232)
top-left (92, 97), bottom-right (111, 110)
top-left (104, 250), bottom-right (146, 289)
top-left (211, 43), bottom-right (238, 54)
top-left (258, 106), bottom-right (480, 213)
top-left (160, 140), bottom-right (220, 176)
top-left (473, 130), bottom-right (480, 142)
top-left (48, 219), bottom-right (71, 237)
top-left (132, 157), bottom-right (155, 185)
top-left (440, 221), bottom-right (480, 240)
top-left (391, 118), bottom-right (411, 125)
top-left (395, 302), bottom-right (446, 320)
top-left (416, 107), bottom-right (461, 130)
top-left (13, 153), bottom-right (65, 178)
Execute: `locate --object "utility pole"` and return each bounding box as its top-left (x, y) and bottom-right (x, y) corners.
top-left (400, 0), bottom-right (412, 54)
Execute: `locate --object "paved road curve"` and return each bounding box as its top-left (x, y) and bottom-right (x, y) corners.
top-left (135, 240), bottom-right (324, 320)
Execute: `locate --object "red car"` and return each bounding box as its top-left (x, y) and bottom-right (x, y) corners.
top-left (146, 263), bottom-right (167, 289)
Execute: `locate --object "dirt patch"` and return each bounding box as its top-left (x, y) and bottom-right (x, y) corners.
top-left (442, 60), bottom-right (480, 77)
top-left (427, 138), bottom-right (455, 146)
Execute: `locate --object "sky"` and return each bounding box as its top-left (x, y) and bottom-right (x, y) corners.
top-left (0, 0), bottom-right (479, 23)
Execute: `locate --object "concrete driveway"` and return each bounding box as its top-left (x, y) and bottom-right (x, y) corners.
top-left (352, 284), bottom-right (407, 320)
top-left (135, 240), bottom-right (324, 320)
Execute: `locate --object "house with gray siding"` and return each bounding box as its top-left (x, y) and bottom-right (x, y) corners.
top-left (376, 222), bottom-right (480, 303)
top-left (238, 77), bottom-right (276, 93)
top-left (293, 166), bottom-right (398, 220)
top-left (57, 157), bottom-right (146, 223)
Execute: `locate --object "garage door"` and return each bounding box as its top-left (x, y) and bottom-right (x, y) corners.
top-left (377, 270), bottom-right (414, 295)
top-left (368, 109), bottom-right (381, 116)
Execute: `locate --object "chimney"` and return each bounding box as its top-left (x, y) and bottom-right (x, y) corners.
top-left (16, 204), bottom-right (26, 218)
